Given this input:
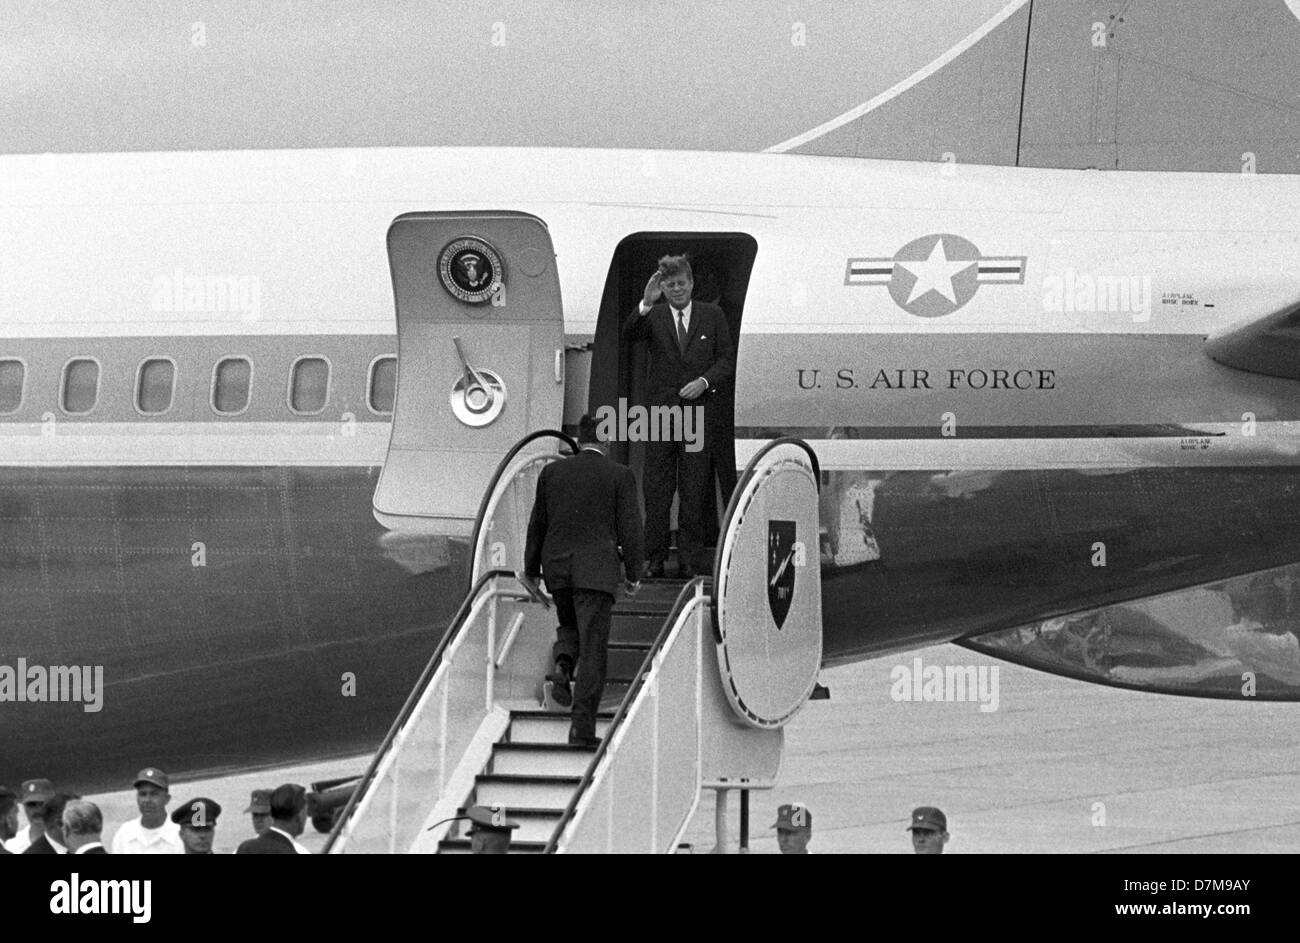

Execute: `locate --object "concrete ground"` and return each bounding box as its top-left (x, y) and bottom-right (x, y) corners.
top-left (680, 643), bottom-right (1300, 854)
top-left (80, 641), bottom-right (1300, 855)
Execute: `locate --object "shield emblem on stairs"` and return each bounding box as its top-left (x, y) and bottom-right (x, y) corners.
top-left (767, 520), bottom-right (797, 629)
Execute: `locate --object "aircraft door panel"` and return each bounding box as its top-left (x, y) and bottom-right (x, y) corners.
top-left (375, 212), bottom-right (564, 535)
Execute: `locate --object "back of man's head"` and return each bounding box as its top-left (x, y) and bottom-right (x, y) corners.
top-left (40, 792), bottom-right (77, 838)
top-left (657, 254), bottom-right (692, 281)
top-left (62, 800), bottom-right (103, 838)
top-left (576, 414), bottom-right (601, 446)
top-left (269, 783), bottom-right (307, 823)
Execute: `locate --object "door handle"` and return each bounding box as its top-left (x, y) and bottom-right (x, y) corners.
top-left (555, 349), bottom-right (564, 385)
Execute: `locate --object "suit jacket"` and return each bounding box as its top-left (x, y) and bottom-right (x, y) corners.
top-left (22, 835), bottom-right (62, 854)
top-left (78, 845), bottom-right (108, 854)
top-left (525, 449), bottom-right (645, 596)
top-left (623, 301), bottom-right (735, 410)
top-left (235, 829), bottom-right (297, 855)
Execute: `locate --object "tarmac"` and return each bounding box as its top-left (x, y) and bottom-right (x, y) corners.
top-left (81, 641), bottom-right (1300, 854)
top-left (678, 643), bottom-right (1300, 854)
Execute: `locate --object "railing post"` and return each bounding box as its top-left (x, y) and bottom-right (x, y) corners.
top-left (712, 788), bottom-right (730, 854)
top-left (486, 593), bottom-right (498, 710)
top-left (387, 759), bottom-right (399, 855)
top-left (438, 681), bottom-right (449, 792)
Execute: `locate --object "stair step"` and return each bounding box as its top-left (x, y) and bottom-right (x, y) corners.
top-left (508, 711), bottom-right (613, 744)
top-left (613, 580), bottom-right (688, 610)
top-left (611, 612), bottom-right (668, 644)
top-left (601, 680), bottom-right (632, 710)
top-left (437, 838), bottom-right (547, 854)
top-left (491, 743), bottom-right (597, 777)
top-left (608, 643), bottom-right (651, 677)
top-left (474, 774), bottom-right (582, 808)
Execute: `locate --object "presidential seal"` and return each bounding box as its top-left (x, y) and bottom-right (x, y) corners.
top-left (438, 237), bottom-right (504, 304)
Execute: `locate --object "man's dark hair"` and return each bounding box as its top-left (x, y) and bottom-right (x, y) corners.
top-left (0, 787), bottom-right (16, 820)
top-left (657, 254), bottom-right (692, 281)
top-left (576, 414), bottom-right (600, 444)
top-left (40, 792), bottom-right (77, 824)
top-left (269, 783), bottom-right (307, 820)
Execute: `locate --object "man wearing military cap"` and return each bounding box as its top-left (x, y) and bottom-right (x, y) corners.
top-left (465, 804), bottom-right (518, 855)
top-left (5, 778), bottom-right (55, 853)
top-left (907, 806), bottom-right (950, 854)
top-left (772, 802), bottom-right (813, 854)
top-left (111, 767), bottom-right (182, 854)
top-left (172, 798), bottom-right (222, 855)
top-left (245, 789), bottom-right (272, 837)
top-left (23, 792), bottom-right (77, 854)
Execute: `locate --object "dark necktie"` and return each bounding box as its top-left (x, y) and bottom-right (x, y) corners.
top-left (676, 310), bottom-right (687, 352)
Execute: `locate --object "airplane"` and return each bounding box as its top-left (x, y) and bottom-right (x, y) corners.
top-left (1, 142), bottom-right (1299, 797)
top-left (4, 0), bottom-right (1300, 801)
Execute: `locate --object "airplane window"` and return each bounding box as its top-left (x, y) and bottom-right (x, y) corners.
top-left (61, 358), bottom-right (100, 414)
top-left (368, 356), bottom-right (396, 414)
top-left (290, 357), bottom-right (330, 414)
top-left (213, 357), bottom-right (252, 414)
top-left (137, 358), bottom-right (175, 414)
top-left (0, 359), bottom-right (23, 413)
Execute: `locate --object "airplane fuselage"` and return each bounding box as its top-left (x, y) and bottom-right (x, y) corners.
top-left (2, 147), bottom-right (1298, 791)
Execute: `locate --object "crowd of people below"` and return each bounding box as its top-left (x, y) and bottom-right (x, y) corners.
top-left (0, 768), bottom-right (313, 855)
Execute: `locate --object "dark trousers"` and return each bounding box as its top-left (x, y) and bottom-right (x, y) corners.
top-left (644, 436), bottom-right (711, 570)
top-left (552, 587), bottom-right (614, 736)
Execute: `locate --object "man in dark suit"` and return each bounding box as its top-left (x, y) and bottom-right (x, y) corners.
top-left (234, 783), bottom-right (310, 854)
top-left (624, 255), bottom-right (735, 578)
top-left (23, 792), bottom-right (75, 854)
top-left (524, 415), bottom-right (644, 745)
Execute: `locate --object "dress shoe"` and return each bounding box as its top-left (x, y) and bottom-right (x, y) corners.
top-left (642, 560), bottom-right (665, 579)
top-left (568, 730), bottom-right (601, 748)
top-left (546, 660), bottom-right (573, 707)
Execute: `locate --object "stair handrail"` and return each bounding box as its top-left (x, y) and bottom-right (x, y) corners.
top-left (324, 567), bottom-right (519, 852)
top-left (542, 577), bottom-right (708, 853)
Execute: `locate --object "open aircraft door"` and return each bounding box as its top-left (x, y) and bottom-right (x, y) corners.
top-left (712, 439), bottom-right (823, 728)
top-left (374, 212), bottom-right (565, 535)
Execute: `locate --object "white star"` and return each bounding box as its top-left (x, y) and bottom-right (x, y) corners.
top-left (897, 237), bottom-right (976, 306)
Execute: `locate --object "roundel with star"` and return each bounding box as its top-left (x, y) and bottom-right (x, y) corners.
top-left (845, 233), bottom-right (1027, 318)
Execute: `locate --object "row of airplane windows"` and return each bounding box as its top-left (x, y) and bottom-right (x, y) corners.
top-left (0, 355), bottom-right (397, 417)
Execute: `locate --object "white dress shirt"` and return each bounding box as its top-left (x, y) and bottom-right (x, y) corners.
top-left (4, 824), bottom-right (38, 854)
top-left (111, 817), bottom-right (183, 854)
top-left (639, 298), bottom-right (692, 334)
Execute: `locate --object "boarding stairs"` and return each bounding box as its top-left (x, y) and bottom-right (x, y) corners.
top-left (325, 433), bottom-right (823, 853)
